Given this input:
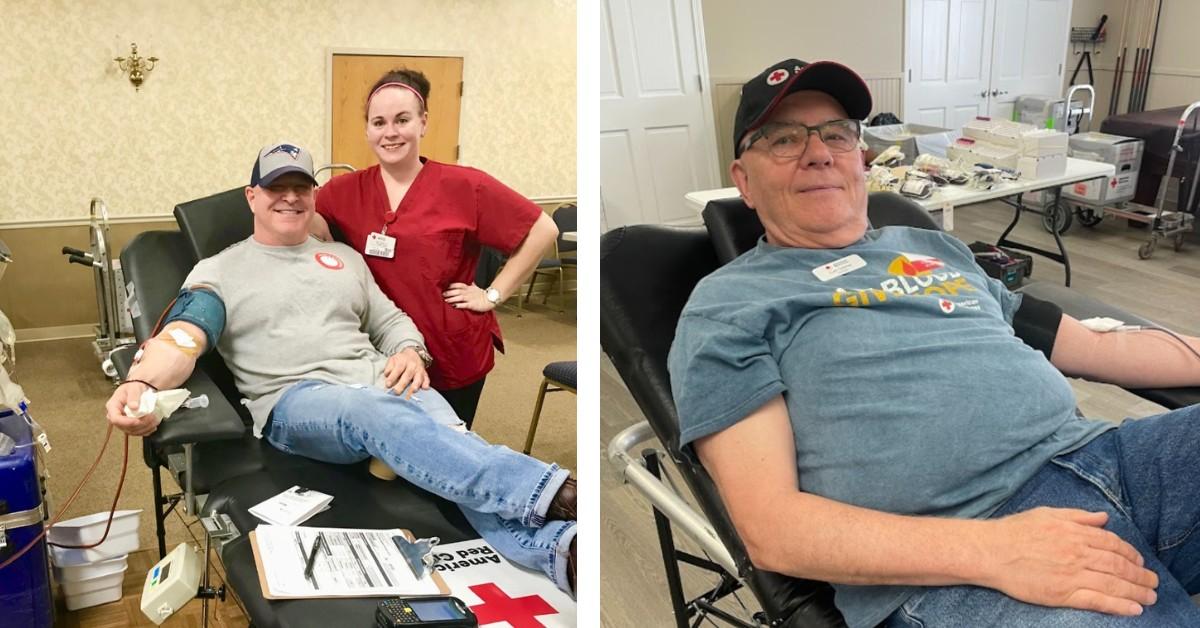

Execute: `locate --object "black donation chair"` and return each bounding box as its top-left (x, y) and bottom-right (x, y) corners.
top-left (113, 188), bottom-right (482, 628)
top-left (602, 192), bottom-right (1198, 627)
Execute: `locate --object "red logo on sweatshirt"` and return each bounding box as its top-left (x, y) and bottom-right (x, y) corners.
top-left (315, 252), bottom-right (344, 270)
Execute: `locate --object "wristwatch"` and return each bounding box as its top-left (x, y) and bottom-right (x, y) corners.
top-left (412, 346), bottom-right (434, 369)
top-left (484, 286), bottom-right (502, 305)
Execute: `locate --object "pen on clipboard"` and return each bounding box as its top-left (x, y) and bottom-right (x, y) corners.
top-left (303, 534), bottom-right (325, 580)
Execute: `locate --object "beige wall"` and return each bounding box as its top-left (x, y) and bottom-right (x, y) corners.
top-left (700, 0), bottom-right (905, 184)
top-left (0, 0), bottom-right (576, 225)
top-left (700, 0), bottom-right (903, 80)
top-left (1065, 0), bottom-right (1199, 130)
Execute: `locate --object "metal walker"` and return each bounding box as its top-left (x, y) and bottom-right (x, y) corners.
top-left (1067, 100), bottom-right (1199, 259)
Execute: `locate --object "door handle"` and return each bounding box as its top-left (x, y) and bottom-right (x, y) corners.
top-left (980, 90), bottom-right (988, 98)
top-left (990, 89), bottom-right (1009, 97)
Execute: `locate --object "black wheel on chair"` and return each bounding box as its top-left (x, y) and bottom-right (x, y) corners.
top-left (1076, 206), bottom-right (1103, 227)
top-left (1042, 200), bottom-right (1073, 234)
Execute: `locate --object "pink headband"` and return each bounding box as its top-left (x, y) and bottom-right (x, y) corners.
top-left (367, 82), bottom-right (426, 111)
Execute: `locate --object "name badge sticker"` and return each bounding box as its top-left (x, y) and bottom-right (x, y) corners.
top-left (812, 254), bottom-right (866, 282)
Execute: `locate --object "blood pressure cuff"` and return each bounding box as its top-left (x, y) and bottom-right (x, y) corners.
top-left (163, 287), bottom-right (226, 353)
top-left (1012, 292), bottom-right (1062, 359)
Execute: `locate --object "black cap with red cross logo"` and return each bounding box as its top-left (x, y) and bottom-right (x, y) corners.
top-left (733, 59), bottom-right (873, 158)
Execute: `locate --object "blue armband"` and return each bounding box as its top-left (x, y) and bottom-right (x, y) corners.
top-left (163, 287), bottom-right (226, 352)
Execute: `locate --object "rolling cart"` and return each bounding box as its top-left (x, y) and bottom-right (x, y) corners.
top-left (1065, 100), bottom-right (1199, 259)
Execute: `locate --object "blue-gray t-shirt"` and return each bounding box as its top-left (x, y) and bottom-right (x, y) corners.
top-left (668, 226), bottom-right (1112, 628)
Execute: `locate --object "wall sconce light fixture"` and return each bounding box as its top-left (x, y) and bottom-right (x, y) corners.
top-left (114, 43), bottom-right (158, 91)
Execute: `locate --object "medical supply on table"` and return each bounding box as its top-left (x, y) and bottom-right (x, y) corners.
top-left (248, 485), bottom-right (333, 526)
top-left (375, 596), bottom-right (478, 627)
top-left (140, 543), bottom-right (203, 625)
top-left (863, 123), bottom-right (957, 164)
top-left (870, 145), bottom-right (905, 168)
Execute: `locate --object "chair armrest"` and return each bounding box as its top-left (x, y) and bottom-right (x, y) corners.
top-left (109, 346), bottom-right (248, 447)
top-left (607, 420), bottom-right (738, 575)
top-left (1020, 282), bottom-right (1200, 410)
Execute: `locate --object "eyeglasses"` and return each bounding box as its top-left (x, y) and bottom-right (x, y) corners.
top-left (741, 119), bottom-right (862, 158)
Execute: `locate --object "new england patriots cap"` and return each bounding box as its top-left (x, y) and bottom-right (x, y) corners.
top-left (733, 59), bottom-right (873, 157)
top-left (250, 142), bottom-right (318, 187)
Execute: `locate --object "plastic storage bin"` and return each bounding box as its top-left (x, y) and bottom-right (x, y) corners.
top-left (48, 510), bottom-right (141, 565)
top-left (61, 563), bottom-right (128, 611)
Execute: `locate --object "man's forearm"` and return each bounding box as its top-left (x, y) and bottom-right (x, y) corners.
top-left (1053, 315), bottom-right (1200, 388)
top-left (125, 321), bottom-right (206, 390)
top-left (744, 490), bottom-right (989, 586)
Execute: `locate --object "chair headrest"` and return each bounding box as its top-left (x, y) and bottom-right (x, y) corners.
top-left (702, 191), bottom-right (941, 264)
top-left (173, 187), bottom-right (254, 262)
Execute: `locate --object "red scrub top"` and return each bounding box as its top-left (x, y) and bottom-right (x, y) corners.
top-left (316, 159), bottom-right (542, 390)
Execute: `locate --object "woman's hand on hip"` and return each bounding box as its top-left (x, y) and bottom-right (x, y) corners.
top-left (443, 282), bottom-right (494, 313)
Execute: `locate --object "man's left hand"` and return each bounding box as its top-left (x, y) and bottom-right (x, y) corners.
top-left (443, 282), bottom-right (494, 312)
top-left (384, 347), bottom-right (430, 398)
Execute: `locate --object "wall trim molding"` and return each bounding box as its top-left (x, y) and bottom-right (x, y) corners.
top-left (710, 72), bottom-right (904, 85)
top-left (0, 195), bottom-right (578, 229)
top-left (15, 324), bottom-right (94, 344)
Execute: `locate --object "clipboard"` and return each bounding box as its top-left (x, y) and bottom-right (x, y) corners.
top-left (250, 527), bottom-right (450, 599)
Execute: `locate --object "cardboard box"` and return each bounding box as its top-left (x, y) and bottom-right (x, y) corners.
top-left (1063, 170), bottom-right (1139, 204)
top-left (1068, 132), bottom-right (1144, 173)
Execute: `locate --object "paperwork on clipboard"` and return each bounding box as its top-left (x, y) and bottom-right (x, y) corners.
top-left (249, 525), bottom-right (448, 599)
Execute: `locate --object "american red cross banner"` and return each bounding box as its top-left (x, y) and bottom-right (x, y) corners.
top-left (433, 539), bottom-right (576, 627)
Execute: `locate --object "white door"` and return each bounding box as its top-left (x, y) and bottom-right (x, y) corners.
top-left (904, 0), bottom-right (995, 129)
top-left (600, 0), bottom-right (719, 229)
top-left (905, 0), bottom-right (1072, 126)
top-left (989, 0), bottom-right (1072, 120)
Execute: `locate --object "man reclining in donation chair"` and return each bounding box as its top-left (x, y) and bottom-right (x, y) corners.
top-left (105, 143), bottom-right (578, 593)
top-left (668, 58), bottom-right (1200, 628)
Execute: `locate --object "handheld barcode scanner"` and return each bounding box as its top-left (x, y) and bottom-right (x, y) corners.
top-left (376, 596), bottom-right (478, 627)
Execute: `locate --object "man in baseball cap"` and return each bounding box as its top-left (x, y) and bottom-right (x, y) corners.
top-left (669, 57), bottom-right (1200, 627)
top-left (250, 142), bottom-right (319, 188)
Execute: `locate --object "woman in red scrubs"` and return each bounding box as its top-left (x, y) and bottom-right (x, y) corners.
top-left (312, 68), bottom-right (559, 428)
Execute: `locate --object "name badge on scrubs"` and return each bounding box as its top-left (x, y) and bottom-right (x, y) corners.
top-left (812, 254), bottom-right (866, 282)
top-left (365, 232), bottom-right (396, 259)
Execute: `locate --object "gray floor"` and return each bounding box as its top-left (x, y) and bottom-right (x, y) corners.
top-left (599, 200), bottom-right (1200, 627)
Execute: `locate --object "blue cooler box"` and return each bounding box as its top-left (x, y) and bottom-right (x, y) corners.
top-left (0, 407), bottom-right (53, 628)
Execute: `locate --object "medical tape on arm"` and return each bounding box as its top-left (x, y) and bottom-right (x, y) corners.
top-left (160, 286), bottom-right (226, 354)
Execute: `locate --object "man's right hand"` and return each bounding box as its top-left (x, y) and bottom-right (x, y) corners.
top-left (982, 507), bottom-right (1158, 616)
top-left (105, 381), bottom-right (160, 437)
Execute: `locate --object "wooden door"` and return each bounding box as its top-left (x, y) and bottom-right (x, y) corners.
top-left (331, 54), bottom-right (463, 173)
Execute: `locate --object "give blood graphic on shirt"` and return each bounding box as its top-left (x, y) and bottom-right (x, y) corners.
top-left (831, 252), bottom-right (981, 309)
top-left (433, 539), bottom-right (575, 627)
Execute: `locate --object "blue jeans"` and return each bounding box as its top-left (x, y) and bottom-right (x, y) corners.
top-left (264, 380), bottom-right (576, 591)
top-left (884, 404), bottom-right (1200, 628)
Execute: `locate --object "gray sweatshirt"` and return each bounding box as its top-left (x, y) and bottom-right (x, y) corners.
top-left (183, 236), bottom-right (424, 436)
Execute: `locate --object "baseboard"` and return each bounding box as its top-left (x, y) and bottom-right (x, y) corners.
top-left (15, 324), bottom-right (95, 343)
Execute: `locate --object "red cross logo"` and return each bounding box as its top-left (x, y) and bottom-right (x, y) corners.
top-left (766, 69), bottom-right (789, 85)
top-left (468, 583), bottom-right (557, 627)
